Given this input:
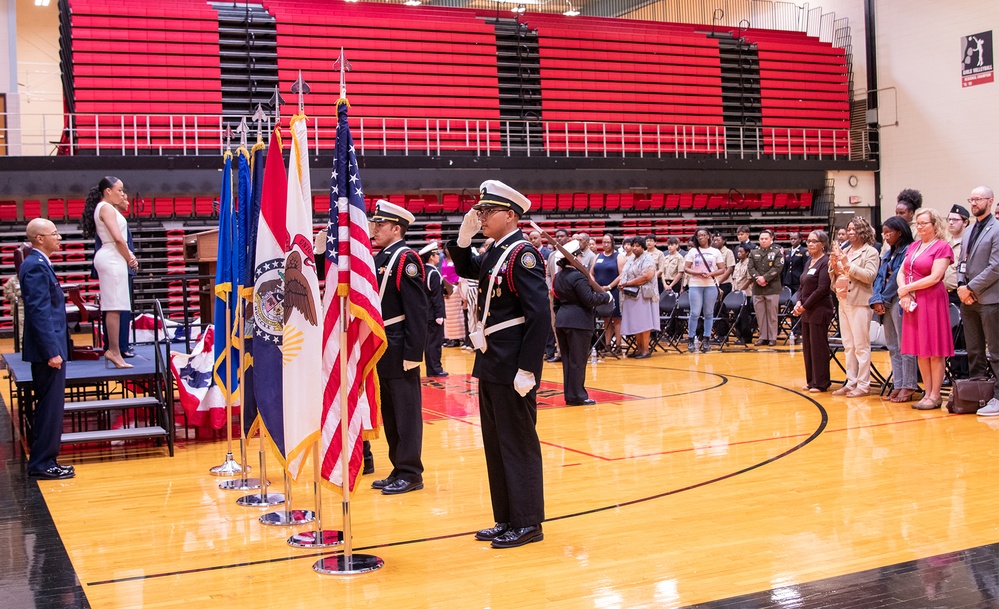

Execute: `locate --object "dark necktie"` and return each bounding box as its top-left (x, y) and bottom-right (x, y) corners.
top-left (967, 220), bottom-right (984, 254)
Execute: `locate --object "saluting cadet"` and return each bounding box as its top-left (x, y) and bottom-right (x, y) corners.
top-left (446, 180), bottom-right (548, 549)
top-left (369, 200), bottom-right (429, 495)
top-left (420, 241), bottom-right (448, 377)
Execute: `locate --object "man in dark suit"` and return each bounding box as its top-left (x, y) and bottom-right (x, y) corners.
top-left (20, 218), bottom-right (74, 480)
top-left (956, 186), bottom-right (999, 415)
top-left (447, 180), bottom-right (548, 549)
top-left (369, 200), bottom-right (429, 494)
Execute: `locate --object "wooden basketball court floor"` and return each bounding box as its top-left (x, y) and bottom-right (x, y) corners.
top-left (5, 341), bottom-right (999, 609)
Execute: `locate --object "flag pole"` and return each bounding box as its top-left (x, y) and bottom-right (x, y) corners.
top-left (210, 153), bottom-right (242, 477)
top-left (236, 425), bottom-right (285, 507)
top-left (219, 294), bottom-right (263, 491)
top-left (260, 469), bottom-right (314, 525)
top-left (289, 442), bottom-right (343, 547)
top-left (314, 49), bottom-right (383, 575)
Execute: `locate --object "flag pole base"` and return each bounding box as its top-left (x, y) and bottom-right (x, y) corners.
top-left (259, 509), bottom-right (315, 526)
top-left (314, 554), bottom-right (384, 575)
top-left (288, 530), bottom-right (343, 548)
top-left (209, 452), bottom-right (244, 476)
top-left (219, 477), bottom-right (266, 491)
top-left (236, 493), bottom-right (285, 507)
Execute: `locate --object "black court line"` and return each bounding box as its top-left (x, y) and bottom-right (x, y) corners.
top-left (87, 371), bottom-right (825, 586)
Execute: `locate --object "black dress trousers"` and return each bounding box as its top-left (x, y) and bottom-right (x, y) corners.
top-left (380, 367), bottom-right (425, 483)
top-left (555, 327), bottom-right (591, 403)
top-left (27, 362), bottom-right (67, 473)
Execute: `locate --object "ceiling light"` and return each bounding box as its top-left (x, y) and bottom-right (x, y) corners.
top-left (563, 6), bottom-right (579, 15)
top-left (34, 0), bottom-right (51, 6)
top-left (404, 0), bottom-right (422, 5)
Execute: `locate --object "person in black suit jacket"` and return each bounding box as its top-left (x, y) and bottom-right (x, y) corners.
top-left (369, 200), bottom-right (429, 495)
top-left (447, 180), bottom-right (548, 549)
top-left (20, 219), bottom-right (74, 479)
top-left (420, 241), bottom-right (448, 377)
top-left (553, 240), bottom-right (613, 405)
top-left (792, 230), bottom-right (834, 392)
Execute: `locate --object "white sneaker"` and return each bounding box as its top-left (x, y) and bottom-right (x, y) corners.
top-left (977, 398), bottom-right (999, 417)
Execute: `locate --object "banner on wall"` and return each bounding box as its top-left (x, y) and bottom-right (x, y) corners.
top-left (962, 31), bottom-right (993, 87)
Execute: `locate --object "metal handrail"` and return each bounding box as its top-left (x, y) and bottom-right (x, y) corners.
top-left (1, 112), bottom-right (872, 162)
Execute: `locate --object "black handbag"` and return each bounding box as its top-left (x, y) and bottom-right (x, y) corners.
top-left (946, 377), bottom-right (995, 414)
top-left (621, 286), bottom-right (640, 298)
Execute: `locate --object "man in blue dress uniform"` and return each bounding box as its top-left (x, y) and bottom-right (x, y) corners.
top-left (20, 218), bottom-right (74, 480)
top-left (446, 180), bottom-right (548, 548)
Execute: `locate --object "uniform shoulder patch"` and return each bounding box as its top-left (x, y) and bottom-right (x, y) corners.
top-left (520, 252), bottom-right (537, 269)
top-left (405, 262), bottom-right (419, 277)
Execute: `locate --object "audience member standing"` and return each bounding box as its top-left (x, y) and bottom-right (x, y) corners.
top-left (782, 232), bottom-right (807, 295)
top-left (553, 241), bottom-right (613, 405)
top-left (441, 248), bottom-right (465, 347)
top-left (945, 204), bottom-right (970, 301)
top-left (899, 208), bottom-right (955, 410)
top-left (619, 237), bottom-right (659, 358)
top-left (736, 225), bottom-right (755, 252)
top-left (748, 229), bottom-right (785, 347)
top-left (792, 231), bottom-right (833, 393)
top-left (573, 232), bottom-right (597, 272)
top-left (829, 217), bottom-right (879, 397)
top-left (869, 217), bottom-right (918, 403)
top-left (421, 242), bottom-right (448, 377)
top-left (712, 233), bottom-right (736, 299)
top-left (80, 176), bottom-right (137, 369)
top-left (660, 237), bottom-right (685, 293)
top-left (592, 234), bottom-right (624, 355)
top-left (20, 219), bottom-right (74, 480)
top-left (684, 228), bottom-right (725, 352)
top-left (728, 244), bottom-right (755, 345)
top-left (956, 187), bottom-right (999, 416)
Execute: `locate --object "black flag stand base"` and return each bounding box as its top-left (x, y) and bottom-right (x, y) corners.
top-left (314, 554), bottom-right (384, 575)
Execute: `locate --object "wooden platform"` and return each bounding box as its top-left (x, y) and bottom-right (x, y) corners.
top-left (6, 343), bottom-right (999, 608)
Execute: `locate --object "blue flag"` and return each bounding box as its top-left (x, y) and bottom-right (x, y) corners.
top-left (212, 151), bottom-right (239, 408)
top-left (242, 141), bottom-right (265, 437)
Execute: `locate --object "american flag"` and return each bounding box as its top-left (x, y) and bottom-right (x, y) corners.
top-left (320, 101), bottom-right (387, 491)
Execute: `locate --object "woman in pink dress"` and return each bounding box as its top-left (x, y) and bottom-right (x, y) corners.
top-left (898, 208), bottom-right (954, 410)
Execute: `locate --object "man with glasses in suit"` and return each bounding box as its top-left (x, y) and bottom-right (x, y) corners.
top-left (956, 187), bottom-right (999, 416)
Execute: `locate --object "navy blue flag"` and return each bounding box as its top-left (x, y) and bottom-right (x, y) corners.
top-left (241, 141), bottom-right (265, 436)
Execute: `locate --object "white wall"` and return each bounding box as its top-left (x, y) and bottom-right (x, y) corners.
top-left (15, 0), bottom-right (61, 155)
top-left (0, 0), bottom-right (22, 154)
top-left (874, 0), bottom-right (999, 217)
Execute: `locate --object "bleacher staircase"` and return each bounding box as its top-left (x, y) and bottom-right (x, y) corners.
top-left (716, 33), bottom-right (763, 156)
top-left (491, 17), bottom-right (543, 155)
top-left (213, 2), bottom-right (279, 118)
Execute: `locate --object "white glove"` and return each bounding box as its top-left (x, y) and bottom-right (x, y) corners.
top-left (605, 292), bottom-right (614, 303)
top-left (457, 208), bottom-right (481, 248)
top-left (513, 369), bottom-right (536, 397)
top-left (403, 360), bottom-right (421, 371)
top-left (435, 317), bottom-right (444, 325)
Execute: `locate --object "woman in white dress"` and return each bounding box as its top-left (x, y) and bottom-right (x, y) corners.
top-left (81, 176), bottom-right (138, 368)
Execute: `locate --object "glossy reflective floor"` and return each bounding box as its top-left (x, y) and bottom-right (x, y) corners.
top-left (5, 342), bottom-right (999, 608)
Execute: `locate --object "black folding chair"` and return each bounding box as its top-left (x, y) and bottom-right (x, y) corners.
top-left (650, 290), bottom-right (683, 353)
top-left (716, 290), bottom-right (748, 351)
top-left (945, 303), bottom-right (972, 385)
top-left (776, 286), bottom-right (796, 340)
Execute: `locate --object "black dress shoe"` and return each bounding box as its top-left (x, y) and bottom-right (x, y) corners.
top-left (474, 522), bottom-right (510, 541)
top-left (371, 477), bottom-right (395, 490)
top-left (566, 399), bottom-right (596, 406)
top-left (29, 465), bottom-right (75, 480)
top-left (428, 371), bottom-right (449, 377)
top-left (54, 463), bottom-right (74, 474)
top-left (363, 456), bottom-right (375, 475)
top-left (491, 525), bottom-right (543, 548)
top-left (122, 350), bottom-right (136, 358)
top-left (381, 479), bottom-right (424, 495)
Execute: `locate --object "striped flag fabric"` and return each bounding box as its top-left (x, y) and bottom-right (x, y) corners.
top-left (320, 100), bottom-right (387, 491)
top-left (281, 114), bottom-right (322, 479)
top-left (251, 126), bottom-right (289, 461)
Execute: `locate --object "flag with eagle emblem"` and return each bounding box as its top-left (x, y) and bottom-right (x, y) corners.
top-left (281, 113), bottom-right (322, 479)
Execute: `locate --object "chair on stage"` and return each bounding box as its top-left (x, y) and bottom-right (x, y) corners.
top-left (12, 242), bottom-right (101, 358)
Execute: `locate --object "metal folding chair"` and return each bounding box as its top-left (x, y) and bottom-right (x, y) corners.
top-left (716, 290), bottom-right (748, 351)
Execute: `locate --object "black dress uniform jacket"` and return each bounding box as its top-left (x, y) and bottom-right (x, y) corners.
top-left (553, 265), bottom-right (609, 329)
top-left (424, 265), bottom-right (446, 375)
top-left (782, 243), bottom-right (807, 293)
top-left (374, 240), bottom-right (429, 378)
top-left (446, 230), bottom-right (549, 384)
